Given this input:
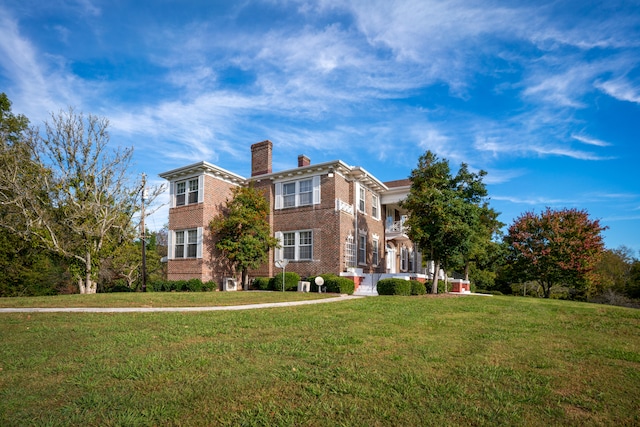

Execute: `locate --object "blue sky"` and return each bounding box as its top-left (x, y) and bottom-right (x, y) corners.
top-left (1, 0), bottom-right (639, 254)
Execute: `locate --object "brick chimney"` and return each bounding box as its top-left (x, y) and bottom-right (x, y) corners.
top-left (251, 140), bottom-right (273, 176)
top-left (298, 154), bottom-right (311, 167)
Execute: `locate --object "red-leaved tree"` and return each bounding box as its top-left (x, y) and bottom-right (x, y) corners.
top-left (506, 207), bottom-right (606, 299)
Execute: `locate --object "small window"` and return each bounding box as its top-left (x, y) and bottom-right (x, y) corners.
top-left (176, 182), bottom-right (186, 206)
top-left (372, 238), bottom-right (379, 266)
top-left (372, 194), bottom-right (380, 219)
top-left (188, 179), bottom-right (198, 204)
top-left (187, 229), bottom-right (198, 258)
top-left (298, 179), bottom-right (313, 206)
top-left (283, 183), bottom-right (296, 208)
top-left (299, 231), bottom-right (312, 260)
top-left (175, 231), bottom-right (185, 258)
top-left (358, 234), bottom-right (366, 264)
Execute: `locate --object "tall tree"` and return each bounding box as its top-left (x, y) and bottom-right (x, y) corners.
top-left (0, 107), bottom-right (143, 293)
top-left (401, 151), bottom-right (488, 293)
top-left (505, 207), bottom-right (606, 299)
top-left (210, 184), bottom-right (279, 289)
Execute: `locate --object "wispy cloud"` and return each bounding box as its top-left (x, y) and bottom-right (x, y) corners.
top-left (572, 134), bottom-right (611, 147)
top-left (595, 78), bottom-right (640, 104)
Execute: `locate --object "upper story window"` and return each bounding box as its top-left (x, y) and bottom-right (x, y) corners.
top-left (174, 177), bottom-right (201, 207)
top-left (275, 176), bottom-right (320, 209)
top-left (372, 194), bottom-right (380, 220)
top-left (358, 186), bottom-right (366, 213)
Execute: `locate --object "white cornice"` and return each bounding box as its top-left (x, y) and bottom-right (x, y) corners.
top-left (159, 161), bottom-right (246, 185)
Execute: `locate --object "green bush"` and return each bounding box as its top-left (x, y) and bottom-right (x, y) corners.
top-left (377, 278), bottom-right (412, 296)
top-left (251, 277), bottom-right (270, 290)
top-left (270, 272), bottom-right (301, 291)
top-left (410, 280), bottom-right (426, 295)
top-left (306, 274), bottom-right (355, 294)
top-left (148, 279), bottom-right (214, 292)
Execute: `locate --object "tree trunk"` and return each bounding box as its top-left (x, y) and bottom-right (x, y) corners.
top-left (242, 269), bottom-right (248, 291)
top-left (464, 260), bottom-right (470, 281)
top-left (79, 250), bottom-right (98, 294)
top-left (431, 260), bottom-right (440, 294)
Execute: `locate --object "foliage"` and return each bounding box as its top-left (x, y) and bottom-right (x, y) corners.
top-left (377, 278), bottom-right (412, 295)
top-left (149, 279), bottom-right (216, 292)
top-left (402, 151), bottom-right (489, 293)
top-left (269, 272), bottom-right (300, 291)
top-left (251, 277), bottom-right (271, 290)
top-left (505, 207), bottom-right (606, 299)
top-left (628, 261), bottom-right (640, 299)
top-left (306, 274), bottom-right (355, 294)
top-left (210, 184), bottom-right (279, 289)
top-left (410, 280), bottom-right (426, 295)
top-left (0, 105), bottom-right (152, 294)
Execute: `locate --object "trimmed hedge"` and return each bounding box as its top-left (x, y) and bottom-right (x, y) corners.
top-left (307, 274), bottom-right (355, 295)
top-left (410, 280), bottom-right (426, 295)
top-left (251, 277), bottom-right (271, 290)
top-left (270, 272), bottom-right (301, 291)
top-left (377, 278), bottom-right (412, 296)
top-left (149, 279), bottom-right (216, 292)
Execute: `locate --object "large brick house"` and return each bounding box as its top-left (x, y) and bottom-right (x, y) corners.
top-left (159, 140), bottom-right (431, 293)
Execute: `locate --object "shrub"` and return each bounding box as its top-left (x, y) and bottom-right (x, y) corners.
top-left (410, 280), bottom-right (426, 295)
top-left (270, 272), bottom-right (301, 291)
top-left (148, 279), bottom-right (213, 292)
top-left (307, 274), bottom-right (355, 294)
top-left (251, 277), bottom-right (270, 290)
top-left (377, 278), bottom-right (412, 296)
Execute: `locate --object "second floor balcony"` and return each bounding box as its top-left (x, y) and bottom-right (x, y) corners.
top-left (385, 217), bottom-right (410, 241)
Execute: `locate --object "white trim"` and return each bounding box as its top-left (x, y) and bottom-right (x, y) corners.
top-left (198, 175), bottom-right (204, 204)
top-left (275, 183), bottom-right (283, 209)
top-left (196, 227), bottom-right (203, 258)
top-left (168, 230), bottom-right (174, 260)
top-left (275, 231), bottom-right (284, 261)
top-left (312, 175), bottom-right (321, 204)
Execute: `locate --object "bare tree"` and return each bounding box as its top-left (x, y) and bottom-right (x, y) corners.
top-left (0, 107), bottom-right (156, 293)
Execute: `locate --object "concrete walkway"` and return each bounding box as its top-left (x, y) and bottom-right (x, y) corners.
top-left (0, 294), bottom-right (365, 313)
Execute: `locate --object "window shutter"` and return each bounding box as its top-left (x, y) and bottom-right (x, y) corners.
top-left (167, 230), bottom-right (174, 260)
top-left (170, 181), bottom-right (176, 208)
top-left (312, 175), bottom-right (320, 205)
top-left (275, 231), bottom-right (283, 260)
top-left (198, 175), bottom-right (204, 204)
top-left (354, 182), bottom-right (360, 210)
top-left (275, 183), bottom-right (283, 209)
top-left (196, 227), bottom-right (203, 258)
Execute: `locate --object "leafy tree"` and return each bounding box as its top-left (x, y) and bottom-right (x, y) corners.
top-left (505, 207), bottom-right (606, 299)
top-left (402, 151), bottom-right (489, 293)
top-left (0, 107), bottom-right (145, 293)
top-left (592, 246), bottom-right (635, 296)
top-left (210, 184), bottom-right (279, 289)
top-left (628, 261), bottom-right (640, 299)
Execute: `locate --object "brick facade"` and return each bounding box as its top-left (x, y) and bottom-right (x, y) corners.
top-left (160, 143), bottom-right (418, 286)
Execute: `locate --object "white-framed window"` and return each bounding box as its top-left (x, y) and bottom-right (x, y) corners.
top-left (400, 246), bottom-right (408, 271)
top-left (372, 194), bottom-right (380, 220)
top-left (372, 237), bottom-right (379, 266)
top-left (345, 234), bottom-right (356, 268)
top-left (276, 230), bottom-right (313, 261)
top-left (358, 185), bottom-right (366, 213)
top-left (275, 176), bottom-right (320, 209)
top-left (173, 176), bottom-right (202, 207)
top-left (358, 233), bottom-right (366, 265)
top-left (170, 228), bottom-right (202, 259)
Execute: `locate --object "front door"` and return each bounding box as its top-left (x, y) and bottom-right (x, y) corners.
top-left (386, 246), bottom-right (396, 274)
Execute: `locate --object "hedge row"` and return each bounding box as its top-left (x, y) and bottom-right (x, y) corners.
top-left (149, 279), bottom-right (217, 292)
top-left (377, 278), bottom-right (426, 296)
top-left (251, 273), bottom-right (355, 295)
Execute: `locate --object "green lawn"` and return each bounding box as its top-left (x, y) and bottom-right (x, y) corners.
top-left (1, 294), bottom-right (638, 426)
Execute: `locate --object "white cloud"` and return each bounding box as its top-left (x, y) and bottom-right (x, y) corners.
top-left (571, 134), bottom-right (611, 147)
top-left (595, 78), bottom-right (640, 104)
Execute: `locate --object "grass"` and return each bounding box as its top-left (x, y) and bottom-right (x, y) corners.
top-left (0, 294), bottom-right (638, 426)
top-left (0, 291), bottom-right (337, 308)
